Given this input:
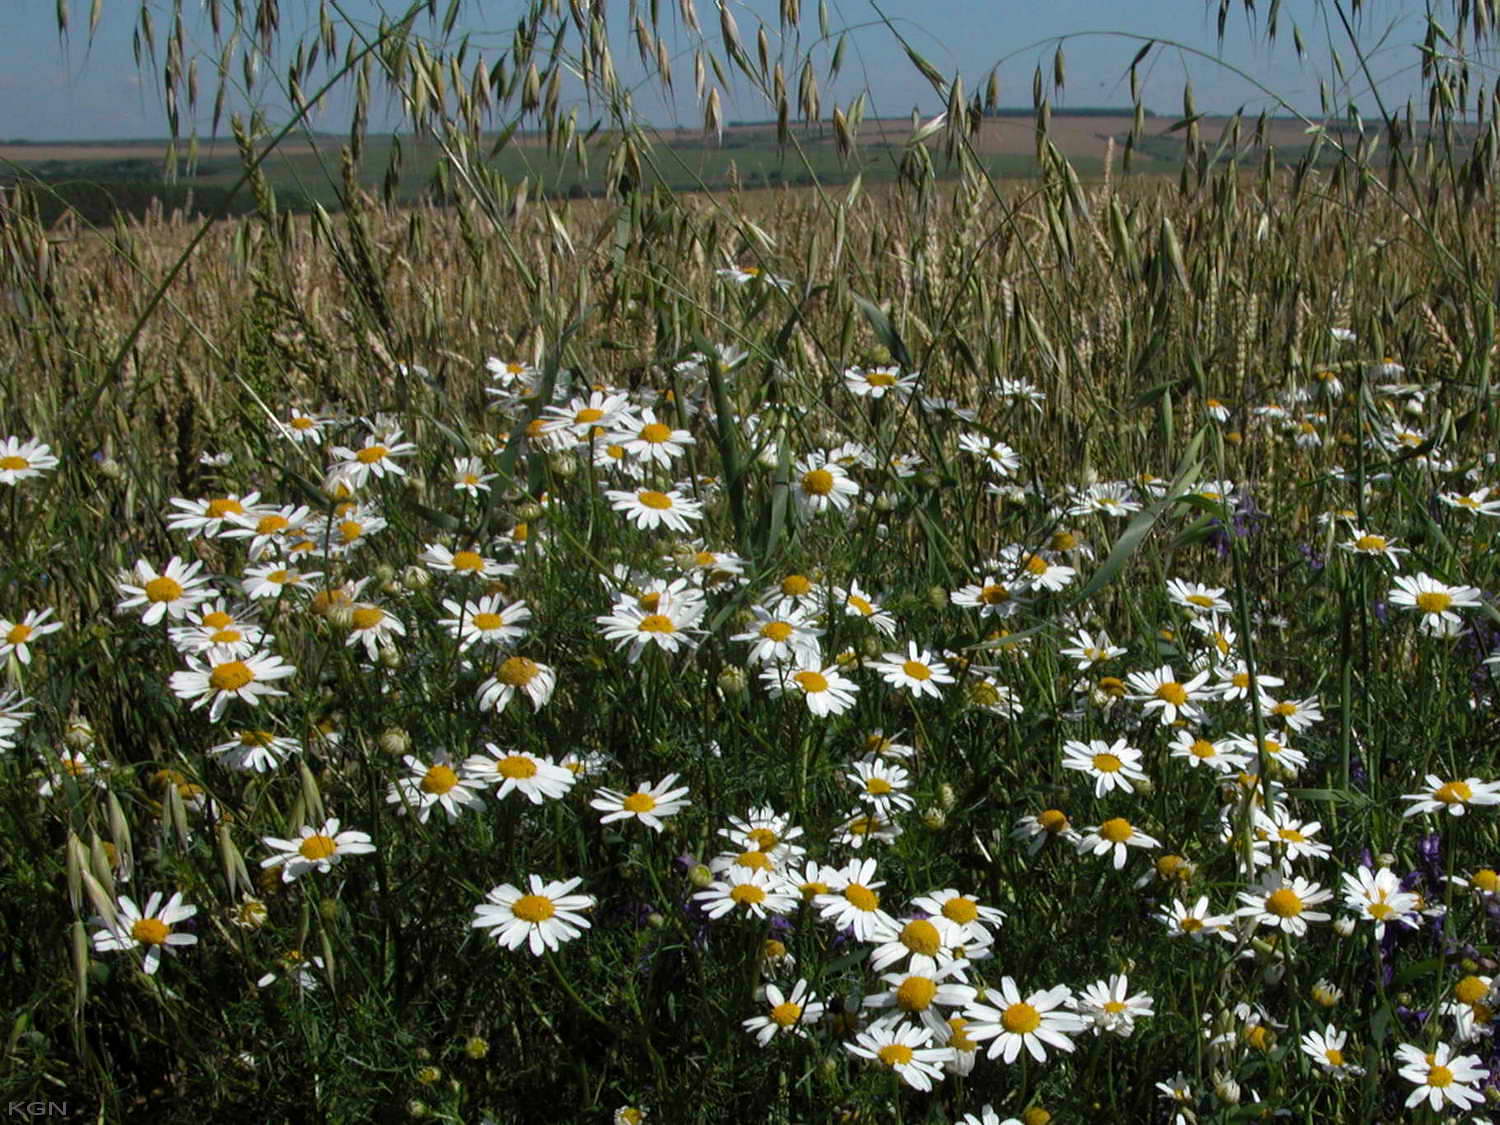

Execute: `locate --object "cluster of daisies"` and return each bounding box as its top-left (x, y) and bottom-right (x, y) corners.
top-left (31, 304), bottom-right (1500, 1124)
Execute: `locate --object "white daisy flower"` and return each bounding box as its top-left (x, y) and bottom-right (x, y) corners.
top-left (1339, 865), bottom-right (1420, 939)
top-left (742, 979), bottom-right (824, 1046)
top-left (962, 976), bottom-right (1088, 1063)
top-left (693, 868), bottom-right (798, 920)
top-left (1061, 738), bottom-right (1147, 797)
top-left (871, 642), bottom-right (954, 700)
top-left (386, 752), bottom-right (486, 823)
top-left (731, 605), bottom-right (823, 666)
top-left (116, 557), bottom-right (216, 626)
top-left (1300, 1024), bottom-right (1364, 1078)
top-left (1070, 974), bottom-right (1154, 1037)
top-left (814, 857), bottom-right (896, 940)
top-left (0, 608), bottom-right (62, 665)
top-left (475, 654), bottom-right (557, 712)
top-left (1168, 730), bottom-right (1248, 774)
top-left (1395, 1041), bottom-right (1487, 1112)
top-left (259, 818), bottom-right (375, 882)
top-left (165, 491), bottom-right (263, 539)
top-left (461, 744), bottom-right (575, 804)
top-left (1126, 664), bottom-right (1213, 725)
top-left (209, 728), bottom-right (301, 773)
top-left (419, 543), bottom-right (516, 581)
top-left (605, 487), bottom-right (704, 533)
top-left (604, 408), bottom-right (695, 468)
top-left (241, 562), bottom-right (323, 600)
top-left (846, 759), bottom-right (915, 816)
top-left (910, 888), bottom-right (1006, 946)
top-left (792, 455), bottom-right (860, 518)
top-left (330, 429), bottom-right (418, 489)
top-left (0, 436), bottom-right (59, 484)
top-left (440, 595), bottom-right (532, 651)
top-left (844, 1020), bottom-right (952, 1091)
top-left (1402, 774), bottom-right (1500, 818)
top-left (90, 890), bottom-right (198, 974)
top-left (1235, 872), bottom-right (1333, 936)
top-left (1157, 895), bottom-right (1234, 940)
top-left (472, 875), bottom-right (594, 956)
top-left (168, 647), bottom-right (296, 722)
top-left (1077, 817), bottom-right (1161, 869)
top-left (1388, 572), bottom-right (1484, 638)
top-left (595, 593), bottom-right (704, 663)
top-left (590, 774), bottom-right (691, 833)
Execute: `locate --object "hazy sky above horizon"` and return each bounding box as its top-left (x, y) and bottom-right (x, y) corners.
top-left (0, 0), bottom-right (1440, 141)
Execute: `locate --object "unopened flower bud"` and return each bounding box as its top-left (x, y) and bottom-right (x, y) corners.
top-left (688, 864), bottom-right (714, 889)
top-left (97, 457), bottom-right (124, 480)
top-left (1213, 1072), bottom-right (1240, 1105)
top-left (921, 806), bottom-right (947, 830)
top-left (717, 666), bottom-right (749, 698)
top-left (516, 502), bottom-right (543, 521)
top-left (378, 644), bottom-right (403, 669)
top-left (379, 728), bottom-right (411, 756)
top-left (646, 912), bottom-right (666, 929)
top-left (464, 1036), bottom-right (489, 1059)
top-left (325, 603), bottom-right (355, 630)
top-left (1332, 916), bottom-right (1356, 937)
top-left (938, 783), bottom-right (956, 811)
top-left (64, 718), bottom-right (96, 750)
top-left (402, 565), bottom-right (431, 592)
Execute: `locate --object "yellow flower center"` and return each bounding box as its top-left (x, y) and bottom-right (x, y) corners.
top-left (206, 498), bottom-right (245, 518)
top-left (290, 416), bottom-right (314, 430)
top-left (355, 445), bottom-right (388, 464)
top-left (267, 569), bottom-right (293, 585)
top-left (144, 576), bottom-right (185, 603)
top-left (761, 621), bottom-right (794, 642)
top-left (421, 764), bottom-right (459, 794)
top-left (210, 628), bottom-right (242, 644)
top-left (770, 1001), bottom-right (802, 1027)
top-left (1354, 534), bottom-right (1387, 551)
top-left (1367, 902), bottom-right (1393, 919)
top-left (899, 919), bottom-right (942, 955)
top-left (735, 850), bottom-right (773, 871)
top-left (6, 623), bottom-right (31, 645)
top-left (866, 371), bottom-right (897, 387)
top-left (1050, 531), bottom-right (1078, 551)
top-left (1190, 739), bottom-right (1216, 759)
top-left (130, 918), bottom-right (170, 945)
top-left (941, 897), bottom-right (979, 925)
top-left (1038, 809), bottom-right (1069, 834)
top-left (498, 755), bottom-right (538, 779)
top-left (693, 551), bottom-right (717, 567)
top-left (1001, 1002), bottom-right (1041, 1034)
top-left (1416, 591), bottom-right (1453, 614)
top-left (472, 612), bottom-right (503, 631)
top-left (781, 575), bottom-right (811, 596)
top-left (792, 669), bottom-right (828, 696)
top-left (1324, 1047), bottom-right (1344, 1066)
top-left (1246, 1025), bottom-right (1272, 1050)
top-left (638, 490), bottom-right (673, 510)
top-left (1265, 888), bottom-right (1304, 917)
top-left (1099, 817), bottom-right (1133, 843)
top-left (801, 468), bottom-right (835, 497)
top-left (901, 660), bottom-right (933, 681)
top-left (623, 792), bottom-right (658, 814)
top-left (865, 777), bottom-right (893, 796)
top-left (979, 584), bottom-right (1010, 605)
top-left (512, 894), bottom-right (555, 922)
top-left (1428, 1064), bottom-right (1454, 1088)
top-left (897, 977), bottom-right (938, 1011)
top-left (337, 520), bottom-right (364, 543)
top-left (1103, 1000), bottom-right (1127, 1014)
top-left (799, 881), bottom-right (829, 900)
top-left (1155, 681), bottom-right (1188, 706)
top-left (1092, 753), bottom-right (1122, 773)
top-left (351, 607), bottom-right (384, 631)
top-left (298, 834), bottom-right (338, 860)
top-left (451, 550), bottom-right (485, 572)
top-left (747, 827), bottom-right (780, 850)
top-left (1277, 827), bottom-right (1306, 843)
top-left (730, 883), bottom-right (767, 906)
top-left (575, 407), bottom-right (605, 424)
top-left (497, 656), bottom-right (540, 686)
top-left (1186, 594), bottom-right (1216, 607)
top-left (209, 661), bottom-right (254, 692)
top-left (1180, 916), bottom-right (1204, 932)
top-left (1026, 554), bottom-right (1049, 575)
top-left (847, 594), bottom-right (874, 615)
top-left (1098, 676), bottom-right (1126, 697)
top-left (843, 884), bottom-right (879, 912)
top-left (877, 1044), bottom-right (914, 1067)
top-left (0, 455), bottom-right (28, 471)
top-left (638, 614), bottom-right (675, 634)
top-left (240, 730), bottom-right (275, 746)
top-left (640, 423), bottom-right (673, 444)
top-left (948, 1017), bottom-right (977, 1051)
top-left (1436, 780), bottom-right (1474, 805)
top-left (1456, 976), bottom-right (1489, 1005)
top-left (1475, 869), bottom-right (1500, 893)
top-left (637, 592), bottom-right (661, 612)
top-left (199, 611), bottom-right (232, 629)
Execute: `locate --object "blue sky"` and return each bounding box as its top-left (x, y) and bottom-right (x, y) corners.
top-left (0, 0), bottom-right (1434, 140)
